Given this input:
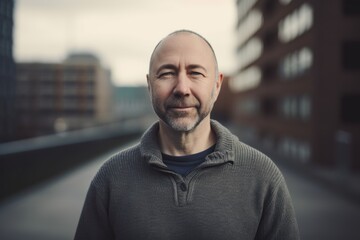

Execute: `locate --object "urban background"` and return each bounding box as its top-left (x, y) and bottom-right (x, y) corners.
top-left (0, 0), bottom-right (360, 239)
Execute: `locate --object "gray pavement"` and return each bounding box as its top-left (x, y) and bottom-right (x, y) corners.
top-left (279, 164), bottom-right (360, 240)
top-left (0, 143), bottom-right (129, 240)
top-left (0, 143), bottom-right (360, 240)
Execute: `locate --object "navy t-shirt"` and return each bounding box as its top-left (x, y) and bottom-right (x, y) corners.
top-left (162, 145), bottom-right (216, 176)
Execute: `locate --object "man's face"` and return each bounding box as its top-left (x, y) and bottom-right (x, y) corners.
top-left (147, 33), bottom-right (223, 132)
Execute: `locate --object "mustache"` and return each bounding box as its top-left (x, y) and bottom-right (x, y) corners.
top-left (165, 97), bottom-right (199, 108)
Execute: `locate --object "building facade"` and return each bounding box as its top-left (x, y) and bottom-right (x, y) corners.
top-left (212, 76), bottom-right (234, 123)
top-left (16, 53), bottom-right (113, 138)
top-left (0, 0), bottom-right (16, 142)
top-left (113, 86), bottom-right (153, 120)
top-left (231, 0), bottom-right (360, 170)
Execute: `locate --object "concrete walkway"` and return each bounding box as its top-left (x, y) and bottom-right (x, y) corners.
top-left (279, 163), bottom-right (360, 240)
top-left (0, 143), bottom-right (132, 240)
top-left (0, 142), bottom-right (360, 240)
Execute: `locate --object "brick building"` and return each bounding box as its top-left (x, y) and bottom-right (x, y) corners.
top-left (230, 0), bottom-right (360, 170)
top-left (16, 53), bottom-right (113, 138)
top-left (0, 0), bottom-right (16, 142)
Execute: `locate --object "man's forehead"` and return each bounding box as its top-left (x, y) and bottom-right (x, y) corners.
top-left (155, 33), bottom-right (210, 54)
top-left (150, 33), bottom-right (215, 67)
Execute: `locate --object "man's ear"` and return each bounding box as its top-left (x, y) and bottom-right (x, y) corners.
top-left (146, 74), bottom-right (150, 90)
top-left (146, 74), bottom-right (152, 97)
top-left (214, 73), bottom-right (224, 100)
top-left (217, 73), bottom-right (224, 90)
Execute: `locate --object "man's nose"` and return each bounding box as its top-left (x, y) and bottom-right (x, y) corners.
top-left (173, 72), bottom-right (190, 96)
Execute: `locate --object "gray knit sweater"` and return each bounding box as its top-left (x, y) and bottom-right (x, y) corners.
top-left (74, 121), bottom-right (300, 240)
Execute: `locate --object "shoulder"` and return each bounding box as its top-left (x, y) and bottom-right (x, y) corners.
top-left (102, 143), bottom-right (141, 171)
top-left (91, 143), bottom-right (142, 186)
top-left (211, 120), bottom-right (282, 181)
top-left (231, 140), bottom-right (291, 205)
top-left (232, 139), bottom-right (284, 185)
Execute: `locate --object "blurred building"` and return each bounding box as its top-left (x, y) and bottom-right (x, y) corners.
top-left (16, 53), bottom-right (114, 138)
top-left (212, 75), bottom-right (234, 123)
top-left (0, 0), bottom-right (16, 142)
top-left (113, 86), bottom-right (153, 121)
top-left (113, 85), bottom-right (157, 128)
top-left (231, 0), bottom-right (360, 170)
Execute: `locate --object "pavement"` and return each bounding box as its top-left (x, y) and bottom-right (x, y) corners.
top-left (279, 163), bottom-right (360, 240)
top-left (0, 143), bottom-right (128, 240)
top-left (0, 142), bottom-right (360, 240)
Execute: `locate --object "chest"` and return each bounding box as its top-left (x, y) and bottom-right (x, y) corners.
top-left (107, 168), bottom-right (265, 240)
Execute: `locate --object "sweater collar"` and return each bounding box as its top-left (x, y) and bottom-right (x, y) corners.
top-left (140, 120), bottom-right (236, 167)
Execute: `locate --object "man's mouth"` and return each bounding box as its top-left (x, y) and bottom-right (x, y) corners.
top-left (168, 105), bottom-right (195, 110)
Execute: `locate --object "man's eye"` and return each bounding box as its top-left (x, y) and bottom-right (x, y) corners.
top-left (190, 71), bottom-right (204, 77)
top-left (158, 72), bottom-right (175, 78)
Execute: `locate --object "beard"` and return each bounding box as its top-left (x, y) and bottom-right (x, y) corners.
top-left (152, 96), bottom-right (212, 132)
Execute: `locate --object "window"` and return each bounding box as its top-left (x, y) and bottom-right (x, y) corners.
top-left (63, 67), bottom-right (79, 81)
top-left (38, 98), bottom-right (54, 109)
top-left (279, 0), bottom-right (292, 5)
top-left (280, 95), bottom-right (311, 121)
top-left (237, 38), bottom-right (263, 69)
top-left (342, 41), bottom-right (360, 70)
top-left (299, 95), bottom-right (311, 120)
top-left (341, 94), bottom-right (360, 123)
top-left (62, 98), bottom-right (79, 110)
top-left (298, 141), bottom-right (311, 163)
top-left (86, 67), bottom-right (96, 80)
top-left (230, 66), bottom-right (262, 92)
top-left (279, 47), bottom-right (313, 79)
top-left (278, 3), bottom-right (313, 42)
top-left (237, 10), bottom-right (263, 46)
top-left (278, 137), bottom-right (311, 163)
top-left (343, 0), bottom-right (360, 15)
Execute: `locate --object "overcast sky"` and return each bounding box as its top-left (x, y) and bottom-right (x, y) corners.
top-left (14, 0), bottom-right (237, 86)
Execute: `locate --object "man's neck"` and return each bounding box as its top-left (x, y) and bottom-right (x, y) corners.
top-left (158, 119), bottom-right (216, 156)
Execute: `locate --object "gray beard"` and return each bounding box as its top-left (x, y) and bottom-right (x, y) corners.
top-left (164, 112), bottom-right (201, 132)
top-left (156, 106), bottom-right (210, 133)
top-left (151, 85), bottom-right (216, 132)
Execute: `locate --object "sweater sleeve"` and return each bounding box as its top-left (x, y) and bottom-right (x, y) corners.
top-left (255, 173), bottom-right (300, 240)
top-left (74, 182), bottom-right (114, 240)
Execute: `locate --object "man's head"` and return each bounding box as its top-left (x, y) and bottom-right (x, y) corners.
top-left (147, 30), bottom-right (223, 132)
top-left (148, 30), bottom-right (220, 77)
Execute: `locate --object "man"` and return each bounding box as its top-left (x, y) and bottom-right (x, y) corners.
top-left (75, 30), bottom-right (300, 240)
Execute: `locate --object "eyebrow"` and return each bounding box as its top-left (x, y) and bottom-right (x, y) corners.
top-left (188, 64), bottom-right (207, 73)
top-left (156, 64), bottom-right (178, 75)
top-left (155, 64), bottom-right (208, 75)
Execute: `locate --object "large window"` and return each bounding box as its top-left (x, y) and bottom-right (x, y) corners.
top-left (279, 47), bottom-right (313, 79)
top-left (237, 10), bottom-right (263, 46)
top-left (278, 3), bottom-right (313, 42)
top-left (230, 66), bottom-right (262, 92)
top-left (280, 95), bottom-right (311, 120)
top-left (278, 137), bottom-right (311, 163)
top-left (237, 38), bottom-right (263, 69)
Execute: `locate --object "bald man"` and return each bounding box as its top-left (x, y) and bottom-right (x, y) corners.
top-left (75, 30), bottom-right (300, 240)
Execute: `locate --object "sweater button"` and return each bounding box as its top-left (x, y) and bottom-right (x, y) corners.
top-left (180, 183), bottom-right (187, 191)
